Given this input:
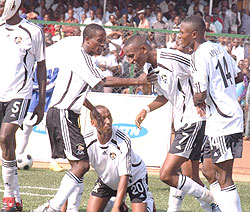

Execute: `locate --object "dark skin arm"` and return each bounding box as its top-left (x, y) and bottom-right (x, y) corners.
top-left (135, 95), bottom-right (168, 129)
top-left (193, 91), bottom-right (207, 118)
top-left (83, 99), bottom-right (104, 128)
top-left (32, 60), bottom-right (46, 126)
top-left (100, 73), bottom-right (150, 87)
top-left (111, 175), bottom-right (129, 212)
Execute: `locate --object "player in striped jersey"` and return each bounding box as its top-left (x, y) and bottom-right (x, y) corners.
top-left (34, 24), bottom-right (149, 212)
top-left (84, 105), bottom-right (155, 212)
top-left (0, 0), bottom-right (47, 211)
top-left (123, 35), bottom-right (221, 212)
top-left (179, 15), bottom-right (243, 212)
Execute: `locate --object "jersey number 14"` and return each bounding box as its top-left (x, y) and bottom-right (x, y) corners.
top-left (216, 56), bottom-right (233, 88)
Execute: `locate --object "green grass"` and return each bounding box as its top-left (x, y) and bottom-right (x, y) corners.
top-left (0, 168), bottom-right (250, 211)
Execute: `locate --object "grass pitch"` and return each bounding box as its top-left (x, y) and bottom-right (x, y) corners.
top-left (0, 168), bottom-right (250, 211)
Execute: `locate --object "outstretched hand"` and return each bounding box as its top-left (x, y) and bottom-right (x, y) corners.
top-left (135, 109), bottom-right (147, 129)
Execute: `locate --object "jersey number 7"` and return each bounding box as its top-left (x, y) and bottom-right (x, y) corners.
top-left (216, 56), bottom-right (232, 88)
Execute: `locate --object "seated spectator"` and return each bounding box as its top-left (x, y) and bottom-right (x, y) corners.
top-left (159, 0), bottom-right (176, 14)
top-left (43, 13), bottom-right (55, 36)
top-left (204, 15), bottom-right (217, 33)
top-left (239, 9), bottom-right (250, 35)
top-left (73, 0), bottom-right (83, 18)
top-left (172, 15), bottom-right (181, 30)
top-left (227, 3), bottom-right (241, 34)
top-left (167, 10), bottom-right (177, 30)
top-left (232, 38), bottom-right (245, 63)
top-left (52, 24), bottom-right (65, 43)
top-left (205, 21), bottom-right (215, 33)
top-left (104, 2), bottom-right (116, 23)
top-left (65, 5), bottom-right (80, 22)
top-left (137, 9), bottom-right (150, 38)
top-left (79, 1), bottom-right (91, 21)
top-left (35, 0), bottom-right (46, 16)
top-left (84, 10), bottom-right (102, 25)
top-left (145, 5), bottom-right (155, 26)
top-left (152, 11), bottom-right (168, 48)
top-left (95, 7), bottom-right (104, 24)
top-left (187, 0), bottom-right (204, 16)
top-left (105, 14), bottom-right (117, 36)
top-left (163, 3), bottom-right (175, 20)
top-left (37, 0), bottom-right (54, 10)
top-left (51, 0), bottom-right (67, 12)
top-left (226, 42), bottom-right (237, 61)
top-left (44, 32), bottom-right (53, 47)
top-left (62, 8), bottom-right (79, 37)
top-left (166, 33), bottom-right (176, 49)
top-left (118, 13), bottom-right (131, 26)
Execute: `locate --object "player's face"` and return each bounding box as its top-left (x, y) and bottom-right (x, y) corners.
top-left (0, 0), bottom-right (5, 18)
top-left (179, 22), bottom-right (194, 49)
top-left (95, 108), bottom-right (113, 134)
top-left (124, 44), bottom-right (148, 70)
top-left (87, 29), bottom-right (106, 55)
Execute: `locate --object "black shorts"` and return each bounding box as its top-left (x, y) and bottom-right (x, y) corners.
top-left (169, 121), bottom-right (205, 160)
top-left (204, 133), bottom-right (243, 164)
top-left (91, 175), bottom-right (148, 203)
top-left (0, 99), bottom-right (30, 127)
top-left (46, 107), bottom-right (89, 161)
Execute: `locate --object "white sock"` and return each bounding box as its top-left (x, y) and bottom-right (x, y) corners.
top-left (177, 174), bottom-right (214, 204)
top-left (67, 179), bottom-right (84, 212)
top-left (16, 124), bottom-right (33, 155)
top-left (13, 166), bottom-right (21, 203)
top-left (167, 187), bottom-right (186, 212)
top-left (197, 185), bottom-right (213, 212)
top-left (2, 159), bottom-right (16, 198)
top-left (217, 185), bottom-right (242, 212)
top-left (210, 181), bottom-right (221, 204)
top-left (146, 191), bottom-right (155, 212)
top-left (50, 171), bottom-right (82, 210)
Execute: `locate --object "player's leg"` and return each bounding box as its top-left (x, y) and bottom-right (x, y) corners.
top-left (127, 176), bottom-right (149, 212)
top-left (87, 196), bottom-right (110, 212)
top-left (209, 133), bottom-right (243, 212)
top-left (35, 108), bottom-right (90, 211)
top-left (160, 122), bottom-right (215, 204)
top-left (0, 99), bottom-right (30, 212)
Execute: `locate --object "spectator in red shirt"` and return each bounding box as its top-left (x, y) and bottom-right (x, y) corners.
top-left (62, 8), bottom-right (79, 37)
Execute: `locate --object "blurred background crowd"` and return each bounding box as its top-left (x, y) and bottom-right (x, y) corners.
top-left (18, 0), bottom-right (250, 137)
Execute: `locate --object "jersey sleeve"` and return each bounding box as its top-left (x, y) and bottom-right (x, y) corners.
top-left (118, 137), bottom-right (132, 177)
top-left (79, 56), bottom-right (105, 88)
top-left (190, 52), bottom-right (208, 93)
top-left (31, 26), bottom-right (46, 62)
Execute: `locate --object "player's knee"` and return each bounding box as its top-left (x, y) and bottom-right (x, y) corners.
top-left (0, 133), bottom-right (12, 150)
top-left (159, 168), bottom-right (172, 185)
top-left (202, 167), bottom-right (216, 184)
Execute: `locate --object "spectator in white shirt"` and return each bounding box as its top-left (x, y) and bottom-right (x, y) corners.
top-left (159, 0), bottom-right (176, 14)
top-left (187, 0), bottom-right (204, 16)
top-left (84, 9), bottom-right (102, 25)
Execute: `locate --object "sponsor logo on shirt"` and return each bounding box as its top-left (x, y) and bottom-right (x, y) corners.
top-left (113, 123), bottom-right (148, 138)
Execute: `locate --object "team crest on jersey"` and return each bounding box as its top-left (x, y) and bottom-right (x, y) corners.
top-left (15, 37), bottom-right (22, 44)
top-left (76, 143), bottom-right (85, 155)
top-left (110, 152), bottom-right (116, 160)
top-left (160, 74), bottom-right (168, 83)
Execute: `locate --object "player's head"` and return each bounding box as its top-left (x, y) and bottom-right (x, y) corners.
top-left (0, 0), bottom-right (22, 22)
top-left (90, 105), bottom-right (113, 134)
top-left (179, 15), bottom-right (206, 49)
top-left (123, 35), bottom-right (152, 70)
top-left (82, 24), bottom-right (106, 56)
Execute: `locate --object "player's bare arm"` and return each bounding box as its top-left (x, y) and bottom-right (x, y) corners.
top-left (32, 60), bottom-right (47, 126)
top-left (193, 91), bottom-right (207, 118)
top-left (235, 71), bottom-right (243, 84)
top-left (100, 73), bottom-right (149, 87)
top-left (83, 99), bottom-right (104, 128)
top-left (135, 95), bottom-right (168, 129)
top-left (111, 175), bottom-right (129, 212)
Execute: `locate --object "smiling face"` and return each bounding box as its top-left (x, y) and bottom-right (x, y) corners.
top-left (124, 43), bottom-right (148, 70)
top-left (179, 21), bottom-right (194, 49)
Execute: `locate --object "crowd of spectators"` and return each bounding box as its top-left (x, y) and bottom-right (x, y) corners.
top-left (18, 0), bottom-right (250, 136)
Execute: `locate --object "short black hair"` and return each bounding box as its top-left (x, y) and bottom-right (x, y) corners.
top-left (83, 24), bottom-right (105, 42)
top-left (90, 105), bottom-right (108, 120)
top-left (182, 15), bottom-right (206, 33)
top-left (124, 35), bottom-right (147, 48)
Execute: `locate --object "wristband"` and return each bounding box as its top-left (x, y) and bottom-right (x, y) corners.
top-left (143, 106), bottom-right (151, 113)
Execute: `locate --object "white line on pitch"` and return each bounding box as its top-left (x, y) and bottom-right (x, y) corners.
top-left (0, 189), bottom-right (54, 197)
top-left (0, 185), bottom-right (57, 191)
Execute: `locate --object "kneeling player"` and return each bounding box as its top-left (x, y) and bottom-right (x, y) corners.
top-left (85, 105), bottom-right (155, 212)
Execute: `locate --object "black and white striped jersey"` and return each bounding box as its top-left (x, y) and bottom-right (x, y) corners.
top-left (190, 41), bottom-right (243, 136)
top-left (0, 19), bottom-right (45, 102)
top-left (49, 37), bottom-right (104, 114)
top-left (155, 48), bottom-right (203, 130)
top-left (84, 126), bottom-right (146, 190)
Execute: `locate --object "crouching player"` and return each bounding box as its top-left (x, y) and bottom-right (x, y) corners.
top-left (84, 105), bottom-right (155, 212)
